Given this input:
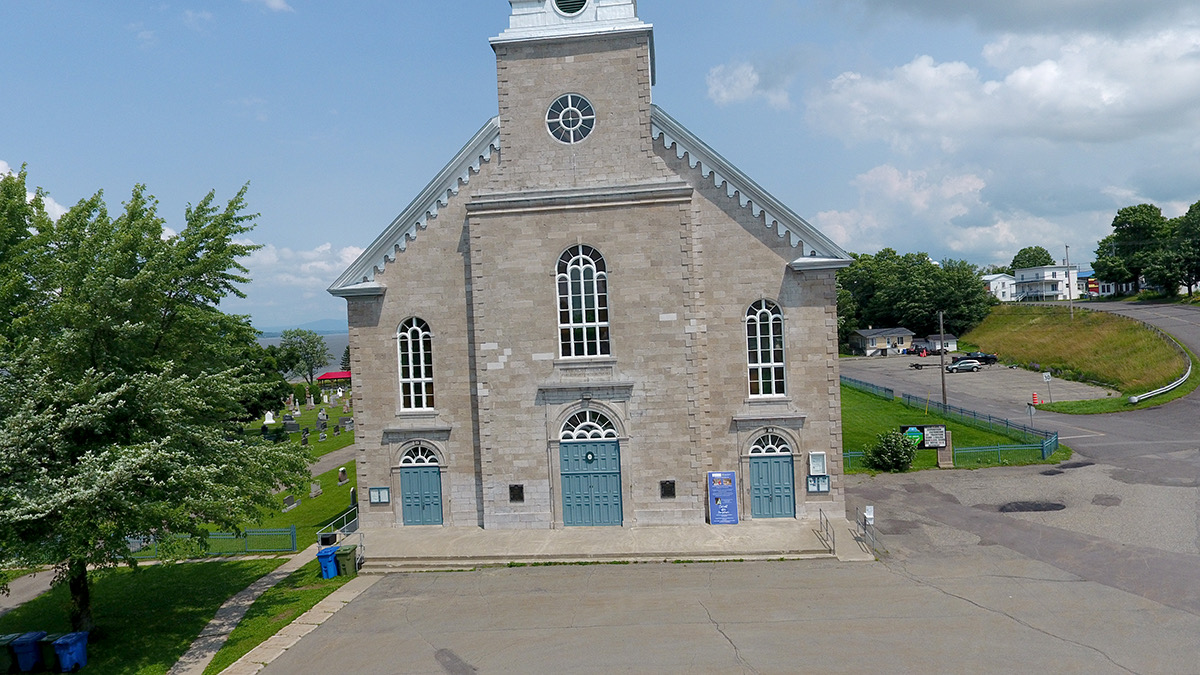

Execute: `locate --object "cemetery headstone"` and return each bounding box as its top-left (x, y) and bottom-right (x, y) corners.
top-left (260, 424), bottom-right (269, 437)
top-left (318, 420), bottom-right (327, 431)
top-left (286, 393), bottom-right (295, 408)
top-left (342, 401), bottom-right (351, 413)
top-left (338, 467), bottom-right (349, 486)
top-left (310, 481), bottom-right (323, 498)
top-left (333, 425), bottom-right (340, 436)
top-left (349, 486), bottom-right (357, 506)
top-left (264, 411), bottom-right (275, 425)
top-left (282, 494), bottom-right (299, 512)
top-left (319, 432), bottom-right (327, 442)
top-left (300, 436), bottom-right (308, 446)
top-left (283, 421), bottom-right (300, 433)
top-left (305, 393), bottom-right (315, 410)
top-left (323, 393), bottom-right (329, 404)
top-left (282, 413), bottom-right (294, 422)
top-left (317, 409), bottom-right (328, 421)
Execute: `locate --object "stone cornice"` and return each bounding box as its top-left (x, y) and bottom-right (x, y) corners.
top-left (467, 182), bottom-right (692, 216)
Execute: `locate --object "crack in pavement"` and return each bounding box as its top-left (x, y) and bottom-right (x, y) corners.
top-left (698, 600), bottom-right (758, 674)
top-left (884, 560), bottom-right (1140, 675)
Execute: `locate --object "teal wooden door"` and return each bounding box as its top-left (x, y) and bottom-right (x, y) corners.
top-left (400, 466), bottom-right (443, 525)
top-left (560, 441), bottom-right (622, 526)
top-left (749, 454), bottom-right (795, 518)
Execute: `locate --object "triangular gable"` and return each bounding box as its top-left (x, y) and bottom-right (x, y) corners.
top-left (328, 117), bottom-right (500, 296)
top-left (650, 105), bottom-right (851, 263)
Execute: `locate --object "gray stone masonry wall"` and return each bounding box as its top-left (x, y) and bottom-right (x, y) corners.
top-left (348, 153), bottom-right (498, 529)
top-left (491, 32), bottom-right (669, 193)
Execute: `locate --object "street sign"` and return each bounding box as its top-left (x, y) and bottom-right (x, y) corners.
top-left (1043, 372), bottom-right (1052, 382)
top-left (899, 425), bottom-right (946, 449)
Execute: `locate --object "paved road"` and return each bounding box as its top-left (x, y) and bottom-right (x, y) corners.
top-left (256, 302), bottom-right (1200, 673)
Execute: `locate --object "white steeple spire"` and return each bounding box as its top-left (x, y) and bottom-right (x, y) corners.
top-left (492, 0), bottom-right (651, 45)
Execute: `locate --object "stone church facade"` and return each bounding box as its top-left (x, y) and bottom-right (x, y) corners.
top-left (330, 0), bottom-right (853, 532)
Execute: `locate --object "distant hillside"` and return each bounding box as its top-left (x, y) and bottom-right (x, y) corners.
top-left (255, 318), bottom-right (348, 337)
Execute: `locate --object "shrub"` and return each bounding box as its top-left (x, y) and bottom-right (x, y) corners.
top-left (292, 383), bottom-right (307, 404)
top-left (308, 383), bottom-right (323, 405)
top-left (864, 431), bottom-right (917, 473)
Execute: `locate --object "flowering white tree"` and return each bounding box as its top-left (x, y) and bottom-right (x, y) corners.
top-left (0, 170), bottom-right (310, 631)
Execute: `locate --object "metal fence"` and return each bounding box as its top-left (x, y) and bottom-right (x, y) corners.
top-left (129, 525), bottom-right (297, 559)
top-left (316, 507), bottom-right (359, 550)
top-left (855, 506), bottom-right (881, 558)
top-left (841, 376), bottom-right (894, 400)
top-left (898, 394), bottom-right (1059, 460)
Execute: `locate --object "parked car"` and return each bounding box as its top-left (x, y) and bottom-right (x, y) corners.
top-left (946, 359), bottom-right (983, 373)
top-left (964, 351), bottom-right (998, 364)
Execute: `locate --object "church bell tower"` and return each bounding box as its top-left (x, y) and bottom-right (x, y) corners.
top-left (488, 0), bottom-right (660, 191)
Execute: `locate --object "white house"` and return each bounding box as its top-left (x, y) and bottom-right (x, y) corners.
top-left (982, 273), bottom-right (1016, 302)
top-left (1014, 265), bottom-right (1079, 301)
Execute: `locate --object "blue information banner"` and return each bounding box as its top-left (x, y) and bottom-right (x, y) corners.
top-left (707, 471), bottom-right (739, 525)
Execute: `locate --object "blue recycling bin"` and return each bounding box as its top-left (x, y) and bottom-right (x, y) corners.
top-left (52, 632), bottom-right (88, 672)
top-left (10, 631), bottom-right (46, 673)
top-left (317, 546), bottom-right (339, 579)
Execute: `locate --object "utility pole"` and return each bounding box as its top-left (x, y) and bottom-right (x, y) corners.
top-left (938, 310), bottom-right (947, 406)
top-left (1065, 244), bottom-right (1074, 319)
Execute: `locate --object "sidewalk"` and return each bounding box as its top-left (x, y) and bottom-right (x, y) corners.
top-left (167, 546), bottom-right (319, 675)
top-left (360, 517), bottom-right (874, 572)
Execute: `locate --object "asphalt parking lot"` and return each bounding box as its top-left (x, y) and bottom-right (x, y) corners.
top-left (840, 353), bottom-right (1116, 418)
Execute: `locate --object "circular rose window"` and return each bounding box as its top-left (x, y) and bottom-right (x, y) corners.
top-left (546, 94), bottom-right (595, 144)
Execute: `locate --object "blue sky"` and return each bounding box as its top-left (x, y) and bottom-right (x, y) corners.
top-left (5, 1), bottom-right (1200, 328)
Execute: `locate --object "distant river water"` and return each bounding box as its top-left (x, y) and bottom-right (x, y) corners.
top-left (257, 333), bottom-right (350, 381)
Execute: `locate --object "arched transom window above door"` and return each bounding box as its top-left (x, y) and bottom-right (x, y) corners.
top-left (557, 245), bottom-right (610, 358)
top-left (400, 446), bottom-right (439, 466)
top-left (561, 410), bottom-right (618, 440)
top-left (750, 433), bottom-right (792, 454)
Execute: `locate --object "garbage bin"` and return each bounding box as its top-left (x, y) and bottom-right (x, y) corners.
top-left (37, 633), bottom-right (66, 673)
top-left (0, 633), bottom-right (21, 674)
top-left (10, 631), bottom-right (46, 673)
top-left (316, 546), bottom-right (339, 579)
top-left (334, 545), bottom-right (358, 578)
top-left (52, 633), bottom-right (88, 672)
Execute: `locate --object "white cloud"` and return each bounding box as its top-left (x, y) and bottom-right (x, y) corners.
top-left (808, 27), bottom-right (1200, 150)
top-left (707, 61), bottom-right (793, 110)
top-left (240, 241), bottom-right (363, 292)
top-left (243, 0), bottom-right (294, 12)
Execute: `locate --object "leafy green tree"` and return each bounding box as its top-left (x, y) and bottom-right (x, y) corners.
top-left (0, 167), bottom-right (50, 330)
top-left (1107, 204), bottom-right (1168, 292)
top-left (864, 431), bottom-right (917, 473)
top-left (0, 180), bottom-right (310, 632)
top-left (1092, 234), bottom-right (1131, 291)
top-left (1010, 246), bottom-right (1055, 271)
top-left (1172, 201), bottom-right (1200, 297)
top-left (280, 329), bottom-right (331, 385)
top-left (836, 249), bottom-right (995, 341)
top-left (341, 344), bottom-right (351, 371)
top-left (980, 263), bottom-right (1012, 276)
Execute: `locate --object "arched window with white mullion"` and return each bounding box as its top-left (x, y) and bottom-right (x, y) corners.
top-left (398, 317), bottom-right (434, 410)
top-left (746, 299), bottom-right (786, 397)
top-left (557, 245), bottom-right (610, 358)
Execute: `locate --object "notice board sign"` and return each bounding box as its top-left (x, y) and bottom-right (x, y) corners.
top-left (707, 472), bottom-right (739, 525)
top-left (900, 425), bottom-right (946, 449)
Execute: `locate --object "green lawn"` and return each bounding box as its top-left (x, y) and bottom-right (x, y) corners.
top-left (255, 464), bottom-right (358, 549)
top-left (202, 559), bottom-right (353, 674)
top-left (841, 385), bottom-right (1068, 472)
top-left (0, 559), bottom-right (284, 675)
top-left (250, 401), bottom-right (355, 459)
top-left (963, 304), bottom-right (1186, 394)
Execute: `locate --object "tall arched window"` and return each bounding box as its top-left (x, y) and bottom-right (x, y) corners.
top-left (750, 433), bottom-right (792, 454)
top-left (398, 317), bottom-right (434, 409)
top-left (557, 245), bottom-right (610, 358)
top-left (746, 300), bottom-right (786, 397)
